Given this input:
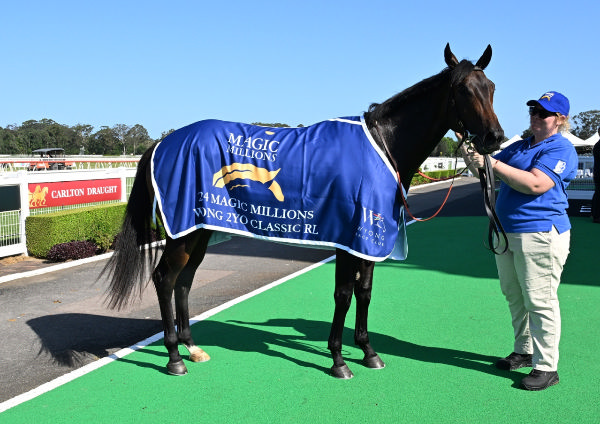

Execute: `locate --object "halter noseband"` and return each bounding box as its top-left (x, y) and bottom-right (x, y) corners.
top-left (448, 65), bottom-right (508, 254)
top-left (450, 65), bottom-right (484, 147)
top-left (374, 64), bottom-right (508, 253)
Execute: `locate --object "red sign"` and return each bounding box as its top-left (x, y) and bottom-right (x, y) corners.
top-left (28, 179), bottom-right (122, 209)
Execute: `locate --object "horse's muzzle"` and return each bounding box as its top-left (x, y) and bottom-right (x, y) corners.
top-left (474, 129), bottom-right (504, 154)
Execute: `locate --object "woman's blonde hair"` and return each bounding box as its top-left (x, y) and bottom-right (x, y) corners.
top-left (558, 114), bottom-right (570, 132)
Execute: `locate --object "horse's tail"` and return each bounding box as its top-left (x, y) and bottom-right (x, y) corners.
top-left (100, 144), bottom-right (159, 310)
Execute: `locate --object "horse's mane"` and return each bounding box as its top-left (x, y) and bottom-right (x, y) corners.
top-left (366, 60), bottom-right (476, 122)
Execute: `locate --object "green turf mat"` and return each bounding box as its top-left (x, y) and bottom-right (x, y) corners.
top-left (1, 217), bottom-right (598, 423)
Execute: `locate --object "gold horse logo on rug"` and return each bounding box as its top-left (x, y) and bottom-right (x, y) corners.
top-left (28, 185), bottom-right (49, 207)
top-left (212, 163), bottom-right (284, 201)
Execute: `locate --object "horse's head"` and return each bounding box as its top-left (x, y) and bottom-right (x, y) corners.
top-left (444, 44), bottom-right (504, 154)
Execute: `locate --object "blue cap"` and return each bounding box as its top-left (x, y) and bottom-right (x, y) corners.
top-left (527, 91), bottom-right (570, 116)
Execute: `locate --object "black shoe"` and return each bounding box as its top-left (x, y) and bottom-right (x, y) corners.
top-left (495, 352), bottom-right (532, 371)
top-left (521, 369), bottom-right (559, 391)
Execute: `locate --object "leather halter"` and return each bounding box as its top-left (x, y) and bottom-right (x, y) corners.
top-left (449, 65), bottom-right (508, 254)
top-left (371, 65), bottom-right (480, 222)
top-left (373, 65), bottom-right (509, 253)
top-left (451, 65), bottom-right (483, 143)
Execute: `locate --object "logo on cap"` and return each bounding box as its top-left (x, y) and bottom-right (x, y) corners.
top-left (541, 92), bottom-right (554, 101)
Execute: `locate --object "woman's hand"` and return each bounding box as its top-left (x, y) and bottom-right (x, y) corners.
top-left (460, 143), bottom-right (487, 169)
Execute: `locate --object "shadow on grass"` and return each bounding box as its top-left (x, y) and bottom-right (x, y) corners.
top-left (186, 317), bottom-right (521, 384)
top-left (27, 313), bottom-right (162, 367)
top-left (27, 312), bottom-right (523, 386)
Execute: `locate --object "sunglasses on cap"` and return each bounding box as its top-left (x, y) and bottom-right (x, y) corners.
top-left (529, 106), bottom-right (558, 119)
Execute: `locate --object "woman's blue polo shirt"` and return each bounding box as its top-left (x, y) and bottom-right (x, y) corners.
top-left (493, 133), bottom-right (578, 234)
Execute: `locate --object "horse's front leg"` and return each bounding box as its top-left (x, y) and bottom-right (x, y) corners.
top-left (328, 249), bottom-right (360, 379)
top-left (354, 259), bottom-right (385, 370)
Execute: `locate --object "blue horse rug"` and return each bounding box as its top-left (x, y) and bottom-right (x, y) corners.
top-left (151, 116), bottom-right (407, 262)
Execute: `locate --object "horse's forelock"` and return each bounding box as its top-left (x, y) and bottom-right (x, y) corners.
top-left (449, 60), bottom-right (478, 87)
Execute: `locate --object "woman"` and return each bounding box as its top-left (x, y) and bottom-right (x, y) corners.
top-left (461, 91), bottom-right (578, 391)
top-left (592, 127), bottom-right (600, 223)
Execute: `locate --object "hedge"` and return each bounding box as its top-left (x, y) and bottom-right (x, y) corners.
top-left (26, 203), bottom-right (127, 258)
top-left (411, 169), bottom-right (459, 185)
top-left (23, 169), bottom-right (462, 258)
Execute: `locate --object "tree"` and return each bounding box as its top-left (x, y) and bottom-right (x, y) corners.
top-left (431, 136), bottom-right (458, 157)
top-left (18, 119), bottom-right (55, 152)
top-left (2, 119), bottom-right (80, 154)
top-left (112, 124), bottom-right (130, 155)
top-left (1, 120), bottom-right (167, 155)
top-left (521, 128), bottom-right (533, 139)
top-left (251, 122), bottom-right (290, 128)
top-left (159, 129), bottom-right (175, 141)
top-left (0, 127), bottom-right (21, 154)
top-left (46, 121), bottom-right (79, 154)
top-left (89, 126), bottom-right (120, 155)
top-left (73, 124), bottom-right (94, 155)
top-left (570, 110), bottom-right (600, 139)
top-left (126, 124), bottom-right (152, 154)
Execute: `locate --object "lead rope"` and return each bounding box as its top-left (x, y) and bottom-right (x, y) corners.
top-left (478, 154), bottom-right (508, 254)
top-left (374, 123), bottom-right (457, 222)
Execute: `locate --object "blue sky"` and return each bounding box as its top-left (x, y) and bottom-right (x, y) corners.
top-left (2, 0), bottom-right (598, 140)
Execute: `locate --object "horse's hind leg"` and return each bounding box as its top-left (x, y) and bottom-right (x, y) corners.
top-left (328, 250), bottom-right (384, 379)
top-left (353, 258), bottom-right (385, 370)
top-left (174, 230), bottom-right (212, 364)
top-left (328, 249), bottom-right (359, 379)
top-left (153, 231), bottom-right (208, 375)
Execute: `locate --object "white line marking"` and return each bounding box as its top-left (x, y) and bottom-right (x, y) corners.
top-left (0, 252), bottom-right (112, 285)
top-left (0, 221), bottom-right (419, 412)
top-left (0, 241), bottom-right (165, 285)
top-left (0, 255), bottom-right (335, 413)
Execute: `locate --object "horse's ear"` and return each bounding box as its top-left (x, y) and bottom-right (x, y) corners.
top-left (444, 43), bottom-right (459, 69)
top-left (475, 45), bottom-right (492, 70)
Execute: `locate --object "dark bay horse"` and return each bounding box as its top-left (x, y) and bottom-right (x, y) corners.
top-left (102, 44), bottom-right (504, 379)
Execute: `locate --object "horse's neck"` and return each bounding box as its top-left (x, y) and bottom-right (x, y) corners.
top-left (387, 88), bottom-right (451, 189)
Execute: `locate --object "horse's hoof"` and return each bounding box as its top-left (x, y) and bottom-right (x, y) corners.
top-left (167, 360), bottom-right (188, 376)
top-left (188, 346), bottom-right (211, 363)
top-left (363, 354), bottom-right (385, 369)
top-left (331, 364), bottom-right (354, 379)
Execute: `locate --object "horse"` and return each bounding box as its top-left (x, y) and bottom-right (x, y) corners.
top-left (101, 44), bottom-right (504, 379)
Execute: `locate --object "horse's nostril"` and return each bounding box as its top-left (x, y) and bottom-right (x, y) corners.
top-left (494, 129), bottom-right (505, 142)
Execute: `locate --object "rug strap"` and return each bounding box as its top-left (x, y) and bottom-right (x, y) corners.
top-left (152, 196), bottom-right (157, 226)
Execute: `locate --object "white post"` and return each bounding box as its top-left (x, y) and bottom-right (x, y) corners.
top-left (120, 168), bottom-right (128, 202)
top-left (19, 172), bottom-right (30, 256)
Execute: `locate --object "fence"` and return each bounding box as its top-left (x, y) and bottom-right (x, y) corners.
top-left (566, 155), bottom-right (595, 201)
top-left (0, 168), bottom-right (136, 258)
top-left (1, 154), bottom-right (595, 258)
top-left (0, 156), bottom-right (139, 172)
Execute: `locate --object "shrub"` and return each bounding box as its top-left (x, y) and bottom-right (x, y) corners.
top-left (26, 203), bottom-right (126, 258)
top-left (109, 226), bottom-right (165, 250)
top-left (46, 240), bottom-right (98, 262)
top-left (411, 173), bottom-right (429, 186)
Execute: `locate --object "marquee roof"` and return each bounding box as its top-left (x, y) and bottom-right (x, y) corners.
top-left (500, 132), bottom-right (598, 149)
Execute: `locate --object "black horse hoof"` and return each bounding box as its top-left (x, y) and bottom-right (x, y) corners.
top-left (363, 354), bottom-right (385, 369)
top-left (331, 364), bottom-right (354, 379)
top-left (167, 360), bottom-right (188, 376)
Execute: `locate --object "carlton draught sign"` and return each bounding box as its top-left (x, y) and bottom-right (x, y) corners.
top-left (28, 179), bottom-right (121, 209)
